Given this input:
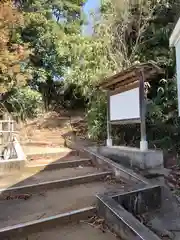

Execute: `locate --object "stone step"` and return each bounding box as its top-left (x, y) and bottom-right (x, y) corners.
top-left (26, 149), bottom-right (79, 161)
top-left (27, 154), bottom-right (90, 166)
top-left (0, 178), bottom-right (122, 230)
top-left (0, 172), bottom-right (112, 196)
top-left (0, 207), bottom-right (95, 239)
top-left (0, 156), bottom-right (90, 177)
top-left (9, 220), bottom-right (118, 240)
top-left (0, 166), bottom-right (108, 189)
top-left (26, 158), bottom-right (92, 172)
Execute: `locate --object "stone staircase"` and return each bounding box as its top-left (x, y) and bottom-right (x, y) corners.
top-left (0, 133), bottom-right (170, 240)
top-left (0, 147), bottom-right (125, 239)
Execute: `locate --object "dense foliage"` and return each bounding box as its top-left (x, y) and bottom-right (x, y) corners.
top-left (7, 86), bottom-right (42, 120)
top-left (1, 0), bottom-right (86, 114)
top-left (0, 0), bottom-right (30, 93)
top-left (16, 0), bottom-right (86, 110)
top-left (1, 0), bottom-right (180, 156)
top-left (84, 0), bottom-right (180, 152)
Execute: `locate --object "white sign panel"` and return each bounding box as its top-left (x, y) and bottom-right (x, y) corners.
top-left (110, 87), bottom-right (140, 122)
top-left (175, 41), bottom-right (180, 116)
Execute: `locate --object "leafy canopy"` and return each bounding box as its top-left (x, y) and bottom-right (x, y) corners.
top-left (0, 0), bottom-right (30, 93)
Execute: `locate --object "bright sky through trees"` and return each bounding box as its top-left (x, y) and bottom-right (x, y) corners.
top-left (82, 0), bottom-right (100, 35)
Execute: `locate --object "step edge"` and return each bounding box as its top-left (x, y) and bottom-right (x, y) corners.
top-left (27, 150), bottom-right (77, 158)
top-left (0, 206), bottom-right (96, 234)
top-left (26, 158), bottom-right (91, 168)
top-left (0, 171), bottom-right (112, 193)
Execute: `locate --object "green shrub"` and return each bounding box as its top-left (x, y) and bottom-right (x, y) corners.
top-left (7, 87), bottom-right (43, 120)
top-left (87, 93), bottom-right (107, 141)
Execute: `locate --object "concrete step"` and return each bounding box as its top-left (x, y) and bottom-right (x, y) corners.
top-left (0, 179), bottom-right (123, 230)
top-left (27, 152), bottom-right (79, 162)
top-left (0, 166), bottom-right (108, 189)
top-left (0, 172), bottom-right (112, 196)
top-left (26, 149), bottom-right (79, 161)
top-left (26, 158), bottom-right (92, 171)
top-left (1, 207), bottom-right (95, 239)
top-left (10, 221), bottom-right (119, 240)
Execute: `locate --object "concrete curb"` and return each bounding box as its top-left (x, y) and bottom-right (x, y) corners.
top-left (98, 146), bottom-right (163, 170)
top-left (65, 139), bottom-right (150, 186)
top-left (0, 159), bottom-right (26, 174)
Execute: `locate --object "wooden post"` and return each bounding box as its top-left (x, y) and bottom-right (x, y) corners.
top-left (139, 70), bottom-right (148, 151)
top-left (106, 91), bottom-right (112, 146)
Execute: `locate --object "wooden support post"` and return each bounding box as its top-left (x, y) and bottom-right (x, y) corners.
top-left (139, 70), bottom-right (148, 151)
top-left (106, 91), bottom-right (112, 146)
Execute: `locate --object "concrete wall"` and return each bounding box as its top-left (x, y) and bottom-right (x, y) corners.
top-left (98, 146), bottom-right (164, 170)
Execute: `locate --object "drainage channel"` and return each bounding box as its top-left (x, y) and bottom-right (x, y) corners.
top-left (97, 185), bottom-right (166, 240)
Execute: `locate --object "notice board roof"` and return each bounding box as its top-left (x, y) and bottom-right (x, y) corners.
top-left (98, 62), bottom-right (162, 95)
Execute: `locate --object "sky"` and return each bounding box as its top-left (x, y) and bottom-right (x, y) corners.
top-left (82, 0), bottom-right (101, 35)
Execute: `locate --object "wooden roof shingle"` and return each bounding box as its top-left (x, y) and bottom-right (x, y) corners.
top-left (98, 62), bottom-right (163, 95)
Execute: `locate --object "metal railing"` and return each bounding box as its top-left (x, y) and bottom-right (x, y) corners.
top-left (0, 115), bottom-right (17, 160)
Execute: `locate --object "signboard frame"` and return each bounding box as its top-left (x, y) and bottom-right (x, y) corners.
top-left (106, 70), bottom-right (147, 151)
top-left (109, 87), bottom-right (140, 123)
